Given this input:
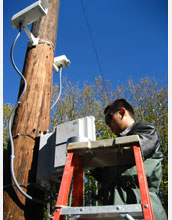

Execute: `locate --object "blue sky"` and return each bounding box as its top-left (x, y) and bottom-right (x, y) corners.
top-left (3, 0), bottom-right (168, 104)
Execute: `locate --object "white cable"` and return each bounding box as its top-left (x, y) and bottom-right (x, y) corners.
top-left (9, 29), bottom-right (48, 204)
top-left (10, 30), bottom-right (27, 101)
top-left (120, 214), bottom-right (135, 220)
top-left (50, 66), bottom-right (63, 110)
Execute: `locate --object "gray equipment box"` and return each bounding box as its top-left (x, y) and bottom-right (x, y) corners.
top-left (36, 116), bottom-right (96, 188)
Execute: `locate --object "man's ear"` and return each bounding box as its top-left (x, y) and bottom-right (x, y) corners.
top-left (119, 107), bottom-right (125, 117)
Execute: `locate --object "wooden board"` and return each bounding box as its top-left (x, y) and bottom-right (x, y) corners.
top-left (67, 135), bottom-right (142, 168)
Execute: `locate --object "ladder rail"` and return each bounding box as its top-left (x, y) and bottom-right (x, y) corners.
top-left (53, 152), bottom-right (75, 220)
top-left (73, 155), bottom-right (83, 207)
top-left (133, 146), bottom-right (154, 220)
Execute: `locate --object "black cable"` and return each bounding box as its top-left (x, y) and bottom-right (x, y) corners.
top-left (80, 0), bottom-right (108, 97)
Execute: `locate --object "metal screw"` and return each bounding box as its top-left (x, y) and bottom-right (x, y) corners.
top-left (80, 208), bottom-right (84, 212)
top-left (144, 204), bottom-right (149, 208)
top-left (116, 206), bottom-right (121, 210)
top-left (55, 206), bottom-right (59, 212)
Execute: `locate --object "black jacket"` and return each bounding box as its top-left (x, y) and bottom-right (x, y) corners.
top-left (118, 122), bottom-right (161, 159)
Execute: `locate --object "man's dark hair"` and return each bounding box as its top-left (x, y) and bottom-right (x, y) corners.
top-left (104, 99), bottom-right (135, 118)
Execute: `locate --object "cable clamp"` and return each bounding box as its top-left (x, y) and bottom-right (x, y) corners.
top-left (38, 39), bottom-right (55, 51)
top-left (13, 130), bottom-right (50, 138)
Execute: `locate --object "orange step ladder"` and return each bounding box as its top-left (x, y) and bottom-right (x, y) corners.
top-left (53, 135), bottom-right (154, 220)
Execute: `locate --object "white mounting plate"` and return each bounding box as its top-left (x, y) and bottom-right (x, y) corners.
top-left (11, 0), bottom-right (48, 29)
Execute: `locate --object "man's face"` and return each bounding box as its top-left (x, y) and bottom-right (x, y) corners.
top-left (105, 108), bottom-right (123, 135)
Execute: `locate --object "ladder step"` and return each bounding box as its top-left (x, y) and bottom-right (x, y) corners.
top-left (60, 204), bottom-right (144, 219)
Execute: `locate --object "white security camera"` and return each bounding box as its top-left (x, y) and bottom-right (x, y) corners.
top-left (53, 55), bottom-right (71, 72)
top-left (11, 0), bottom-right (48, 29)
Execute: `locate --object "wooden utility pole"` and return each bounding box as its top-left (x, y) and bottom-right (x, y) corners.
top-left (3, 0), bottom-right (60, 219)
